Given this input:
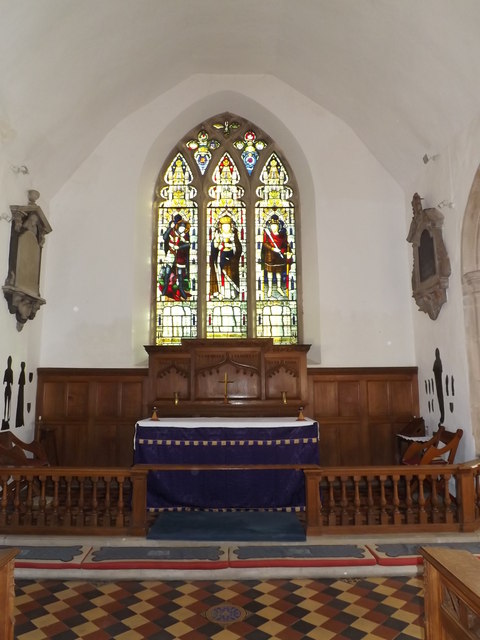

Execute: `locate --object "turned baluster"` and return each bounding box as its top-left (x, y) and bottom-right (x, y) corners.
top-left (429, 473), bottom-right (441, 523)
top-left (443, 472), bottom-right (454, 524)
top-left (24, 477), bottom-right (33, 526)
top-left (78, 477), bottom-right (85, 526)
top-left (340, 476), bottom-right (349, 525)
top-left (418, 474), bottom-right (428, 524)
top-left (37, 475), bottom-right (47, 526)
top-left (353, 476), bottom-right (362, 525)
top-left (392, 474), bottom-right (402, 525)
top-left (91, 476), bottom-right (98, 527)
top-left (379, 475), bottom-right (388, 525)
top-left (367, 476), bottom-right (377, 524)
top-left (12, 478), bottom-right (20, 526)
top-left (103, 478), bottom-right (112, 527)
top-left (116, 476), bottom-right (125, 527)
top-left (51, 477), bottom-right (59, 526)
top-left (65, 477), bottom-right (72, 526)
top-left (327, 476), bottom-right (337, 526)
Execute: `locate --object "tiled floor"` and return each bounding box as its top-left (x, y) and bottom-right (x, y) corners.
top-left (14, 576), bottom-right (424, 640)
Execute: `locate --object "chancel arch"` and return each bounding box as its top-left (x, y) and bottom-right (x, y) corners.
top-left (462, 166), bottom-right (480, 454)
top-left (152, 112), bottom-right (301, 346)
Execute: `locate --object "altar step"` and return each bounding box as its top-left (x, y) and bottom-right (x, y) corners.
top-left (3, 533), bottom-right (480, 581)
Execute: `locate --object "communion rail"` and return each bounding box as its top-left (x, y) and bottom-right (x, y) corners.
top-left (304, 460), bottom-right (480, 535)
top-left (1, 461), bottom-right (480, 536)
top-left (0, 466), bottom-right (147, 536)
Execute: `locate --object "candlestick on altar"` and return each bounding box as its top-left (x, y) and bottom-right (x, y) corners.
top-left (296, 406), bottom-right (305, 421)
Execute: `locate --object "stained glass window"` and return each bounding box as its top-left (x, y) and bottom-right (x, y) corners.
top-left (255, 153), bottom-right (297, 343)
top-left (155, 153), bottom-right (198, 344)
top-left (206, 153), bottom-right (247, 338)
top-left (153, 114), bottom-right (299, 345)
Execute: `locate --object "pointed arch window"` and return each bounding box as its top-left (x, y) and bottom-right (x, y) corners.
top-left (153, 113), bottom-right (299, 345)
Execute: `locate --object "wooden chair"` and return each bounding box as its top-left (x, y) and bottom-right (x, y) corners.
top-left (402, 426), bottom-right (463, 466)
top-left (0, 431), bottom-right (49, 467)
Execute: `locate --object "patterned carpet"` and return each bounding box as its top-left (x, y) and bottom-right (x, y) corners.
top-left (14, 576), bottom-right (424, 640)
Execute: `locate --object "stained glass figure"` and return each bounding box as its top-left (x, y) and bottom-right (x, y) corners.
top-left (209, 214), bottom-right (242, 300)
top-left (255, 153), bottom-right (297, 343)
top-left (154, 114), bottom-right (299, 345)
top-left (234, 130), bottom-right (267, 175)
top-left (155, 153), bottom-right (198, 344)
top-left (206, 153), bottom-right (247, 338)
top-left (261, 214), bottom-right (292, 298)
top-left (186, 129), bottom-right (220, 175)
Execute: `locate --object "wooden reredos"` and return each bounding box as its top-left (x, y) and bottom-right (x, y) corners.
top-left (145, 339), bottom-right (310, 417)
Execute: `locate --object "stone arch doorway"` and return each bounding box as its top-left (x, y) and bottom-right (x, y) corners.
top-left (462, 166), bottom-right (480, 454)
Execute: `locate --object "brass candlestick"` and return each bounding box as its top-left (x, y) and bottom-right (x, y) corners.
top-left (174, 392), bottom-right (179, 406)
top-left (151, 406), bottom-right (159, 421)
top-left (281, 391), bottom-right (287, 405)
top-left (296, 406), bottom-right (305, 421)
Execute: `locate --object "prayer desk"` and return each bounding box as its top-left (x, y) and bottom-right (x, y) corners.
top-left (133, 417), bottom-right (319, 511)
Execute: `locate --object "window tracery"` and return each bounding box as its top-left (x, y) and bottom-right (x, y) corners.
top-left (153, 113), bottom-right (299, 345)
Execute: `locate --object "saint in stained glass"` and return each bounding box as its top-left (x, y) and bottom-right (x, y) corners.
top-left (206, 153), bottom-right (247, 338)
top-left (209, 213), bottom-right (242, 300)
top-left (261, 213), bottom-right (292, 298)
top-left (155, 153), bottom-right (198, 344)
top-left (154, 113), bottom-right (299, 346)
top-left (161, 215), bottom-right (191, 300)
top-left (255, 153), bottom-right (297, 342)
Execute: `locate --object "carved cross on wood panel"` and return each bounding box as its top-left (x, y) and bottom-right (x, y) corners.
top-left (218, 371), bottom-right (235, 404)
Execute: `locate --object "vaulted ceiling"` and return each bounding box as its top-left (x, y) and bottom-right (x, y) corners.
top-left (2, 0), bottom-right (480, 195)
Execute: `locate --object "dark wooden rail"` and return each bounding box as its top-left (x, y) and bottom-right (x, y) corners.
top-left (0, 467), bottom-right (147, 536)
top-left (304, 460), bottom-right (480, 534)
top-left (0, 460), bottom-right (480, 536)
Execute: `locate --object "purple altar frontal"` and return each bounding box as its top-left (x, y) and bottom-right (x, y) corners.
top-left (134, 417), bottom-right (320, 512)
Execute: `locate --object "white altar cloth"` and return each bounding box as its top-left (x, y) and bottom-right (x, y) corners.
top-left (136, 416), bottom-right (315, 429)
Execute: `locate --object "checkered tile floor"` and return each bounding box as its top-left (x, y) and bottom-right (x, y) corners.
top-left (14, 576), bottom-right (424, 639)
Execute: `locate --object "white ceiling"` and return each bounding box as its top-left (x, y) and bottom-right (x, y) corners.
top-left (2, 0), bottom-right (480, 195)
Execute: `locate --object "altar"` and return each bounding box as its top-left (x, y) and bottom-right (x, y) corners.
top-left (134, 417), bottom-right (320, 512)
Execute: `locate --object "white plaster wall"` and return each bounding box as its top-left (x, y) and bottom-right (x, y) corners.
top-left (0, 141), bottom-right (44, 441)
top-left (405, 114), bottom-right (480, 462)
top-left (40, 74), bottom-right (415, 369)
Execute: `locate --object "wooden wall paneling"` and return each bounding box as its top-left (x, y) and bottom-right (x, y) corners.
top-left (65, 381), bottom-right (90, 419)
top-left (368, 421), bottom-right (397, 465)
top-left (366, 380), bottom-right (390, 417)
top-left (35, 366), bottom-right (418, 468)
top-left (121, 381), bottom-right (147, 418)
top-left (316, 422), bottom-right (339, 466)
top-left (338, 419), bottom-right (369, 465)
top-left (389, 379), bottom-right (419, 415)
top-left (337, 381), bottom-right (361, 416)
top-left (93, 381), bottom-right (120, 418)
top-left (307, 367), bottom-right (419, 466)
top-left (309, 380), bottom-right (338, 416)
top-left (36, 369), bottom-right (148, 467)
top-left (52, 423), bottom-right (88, 466)
top-left (40, 381), bottom-right (67, 418)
